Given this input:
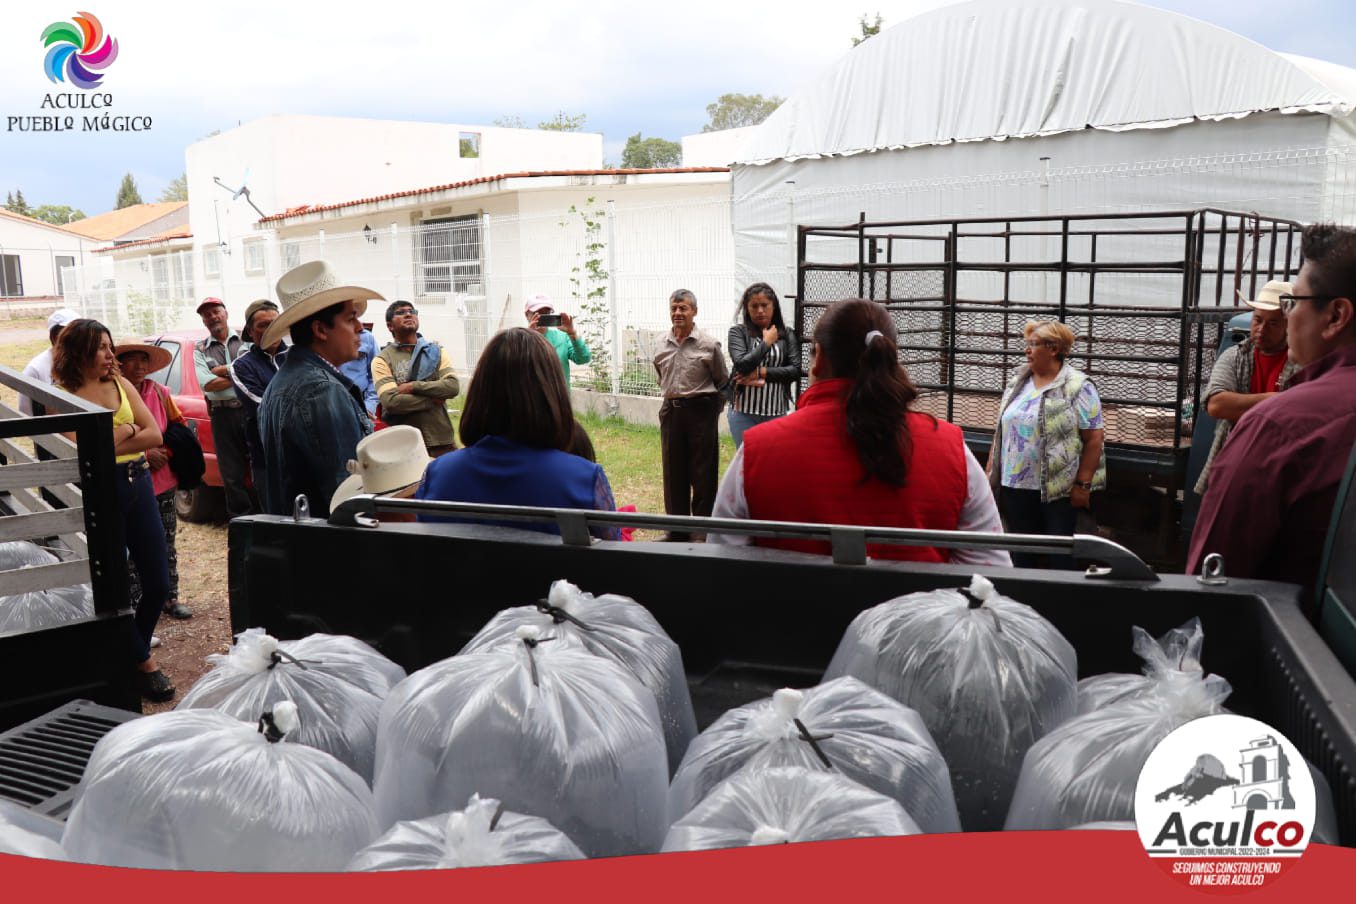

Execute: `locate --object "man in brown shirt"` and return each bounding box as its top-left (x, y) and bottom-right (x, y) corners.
top-left (653, 289), bottom-right (729, 540)
top-left (1189, 223), bottom-right (1356, 613)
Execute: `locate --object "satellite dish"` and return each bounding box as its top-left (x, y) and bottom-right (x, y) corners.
top-left (212, 166), bottom-right (267, 219)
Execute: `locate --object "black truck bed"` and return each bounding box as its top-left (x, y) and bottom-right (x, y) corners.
top-left (229, 514), bottom-right (1356, 845)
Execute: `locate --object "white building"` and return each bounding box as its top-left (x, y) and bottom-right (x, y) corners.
top-left (0, 209), bottom-right (95, 302)
top-left (731, 0), bottom-right (1356, 294)
top-left (66, 114), bottom-right (738, 400)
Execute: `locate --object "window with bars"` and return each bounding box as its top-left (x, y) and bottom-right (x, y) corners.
top-left (244, 242), bottom-right (266, 274)
top-left (55, 255), bottom-right (75, 295)
top-left (173, 252), bottom-right (193, 299)
top-left (282, 242), bottom-right (301, 272)
top-left (151, 256), bottom-right (170, 302)
top-left (417, 215), bottom-right (482, 295)
top-left (0, 254), bottom-right (23, 297)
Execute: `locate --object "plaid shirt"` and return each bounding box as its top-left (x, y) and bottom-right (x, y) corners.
top-left (1195, 336), bottom-right (1301, 495)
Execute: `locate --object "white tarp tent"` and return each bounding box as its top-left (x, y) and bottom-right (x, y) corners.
top-left (732, 0), bottom-right (1356, 291)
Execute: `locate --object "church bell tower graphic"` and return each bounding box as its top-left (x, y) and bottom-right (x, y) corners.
top-left (1232, 735), bottom-right (1296, 810)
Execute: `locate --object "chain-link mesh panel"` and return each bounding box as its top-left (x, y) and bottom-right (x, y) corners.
top-left (797, 210), bottom-right (1304, 455)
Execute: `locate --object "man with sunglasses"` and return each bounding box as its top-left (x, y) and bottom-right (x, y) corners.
top-left (372, 300), bottom-right (460, 456)
top-left (1193, 280), bottom-right (1299, 493)
top-left (1189, 224), bottom-right (1356, 611)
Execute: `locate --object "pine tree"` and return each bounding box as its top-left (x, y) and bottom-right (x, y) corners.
top-left (115, 173), bottom-right (143, 209)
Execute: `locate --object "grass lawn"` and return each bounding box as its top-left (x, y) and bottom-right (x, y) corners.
top-left (0, 335), bottom-right (51, 413)
top-left (443, 395), bottom-right (736, 519)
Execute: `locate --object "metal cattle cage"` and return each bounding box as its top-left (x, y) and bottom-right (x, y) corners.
top-left (795, 209), bottom-right (1303, 565)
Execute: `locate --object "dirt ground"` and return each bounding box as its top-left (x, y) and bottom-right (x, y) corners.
top-left (2, 316), bottom-right (233, 712)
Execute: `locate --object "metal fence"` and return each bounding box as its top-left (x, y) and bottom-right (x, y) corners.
top-left (797, 209), bottom-right (1304, 465)
top-left (58, 197), bottom-right (740, 399)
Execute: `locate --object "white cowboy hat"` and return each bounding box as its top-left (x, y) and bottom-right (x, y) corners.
top-left (261, 260), bottom-right (384, 350)
top-left (1237, 280), bottom-right (1293, 312)
top-left (329, 425), bottom-right (432, 513)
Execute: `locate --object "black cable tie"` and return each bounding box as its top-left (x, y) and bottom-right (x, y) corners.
top-left (521, 634), bottom-right (555, 687)
top-left (257, 711), bottom-right (285, 743)
top-left (267, 649), bottom-right (316, 671)
top-left (534, 599), bottom-right (594, 632)
top-left (793, 718), bottom-right (835, 770)
top-left (489, 801), bottom-right (506, 832)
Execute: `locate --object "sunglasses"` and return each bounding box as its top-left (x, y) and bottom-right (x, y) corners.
top-left (390, 307), bottom-right (418, 318)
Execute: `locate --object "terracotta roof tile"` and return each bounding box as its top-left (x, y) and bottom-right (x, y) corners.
top-left (257, 167), bottom-right (730, 223)
top-left (92, 226), bottom-right (192, 254)
top-left (64, 201), bottom-right (188, 241)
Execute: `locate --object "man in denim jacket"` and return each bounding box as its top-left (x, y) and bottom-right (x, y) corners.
top-left (257, 262), bottom-right (383, 518)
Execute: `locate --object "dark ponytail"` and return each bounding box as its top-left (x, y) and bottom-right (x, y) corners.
top-left (813, 299), bottom-right (923, 487)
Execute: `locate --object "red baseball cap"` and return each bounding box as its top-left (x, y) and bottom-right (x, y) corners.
top-left (196, 297), bottom-right (225, 315)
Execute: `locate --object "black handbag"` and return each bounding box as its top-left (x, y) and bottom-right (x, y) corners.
top-left (162, 421), bottom-right (205, 491)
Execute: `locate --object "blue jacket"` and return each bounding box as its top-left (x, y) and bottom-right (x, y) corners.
top-left (415, 435), bottom-right (620, 540)
top-left (338, 329), bottom-right (379, 416)
top-left (258, 346), bottom-right (373, 517)
top-left (230, 342), bottom-right (288, 467)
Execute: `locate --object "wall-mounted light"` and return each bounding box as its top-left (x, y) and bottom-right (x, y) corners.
top-left (364, 224), bottom-right (377, 245)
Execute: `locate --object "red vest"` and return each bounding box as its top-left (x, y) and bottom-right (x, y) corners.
top-left (742, 378), bottom-right (968, 562)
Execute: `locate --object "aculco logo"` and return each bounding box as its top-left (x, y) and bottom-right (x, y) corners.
top-left (1134, 714), bottom-right (1318, 892)
top-left (1150, 808), bottom-right (1307, 850)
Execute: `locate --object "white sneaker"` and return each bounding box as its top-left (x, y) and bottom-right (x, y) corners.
top-left (150, 635), bottom-right (162, 648)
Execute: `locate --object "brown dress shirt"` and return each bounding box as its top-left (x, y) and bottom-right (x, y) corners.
top-left (654, 327), bottom-right (730, 398)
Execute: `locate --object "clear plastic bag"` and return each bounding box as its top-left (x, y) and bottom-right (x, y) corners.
top-left (1004, 673), bottom-right (1232, 830)
top-left (177, 628), bottom-right (405, 784)
top-left (669, 678), bottom-right (959, 833)
top-left (347, 794), bottom-right (585, 871)
top-left (373, 626), bottom-right (669, 857)
top-left (662, 766), bottom-right (921, 851)
top-left (823, 575), bottom-right (1077, 830)
top-left (0, 540), bottom-right (93, 634)
top-left (62, 703), bottom-right (379, 871)
top-left (459, 579), bottom-right (696, 775)
top-left (0, 799), bottom-right (65, 860)
top-left (1077, 619), bottom-right (1205, 714)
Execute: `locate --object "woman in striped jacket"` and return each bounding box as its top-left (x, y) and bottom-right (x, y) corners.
top-left (725, 282), bottom-right (802, 447)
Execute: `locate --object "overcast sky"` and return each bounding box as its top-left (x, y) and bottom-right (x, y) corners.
top-left (1, 0), bottom-right (1354, 218)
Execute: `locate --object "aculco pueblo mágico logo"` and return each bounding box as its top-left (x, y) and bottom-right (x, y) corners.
top-left (42, 11), bottom-right (118, 89)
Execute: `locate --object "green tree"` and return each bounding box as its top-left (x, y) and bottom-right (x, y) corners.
top-left (31, 204), bottom-right (86, 225)
top-left (5, 190), bottom-right (32, 216)
top-left (538, 111), bottom-right (588, 132)
top-left (852, 13), bottom-right (883, 46)
top-left (621, 133), bottom-right (682, 169)
top-left (493, 115), bottom-right (527, 129)
top-left (115, 173), bottom-right (143, 209)
top-left (702, 93), bottom-right (784, 132)
top-left (159, 173), bottom-right (188, 202)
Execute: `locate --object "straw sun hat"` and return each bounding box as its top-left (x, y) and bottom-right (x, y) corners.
top-left (260, 260), bottom-right (384, 350)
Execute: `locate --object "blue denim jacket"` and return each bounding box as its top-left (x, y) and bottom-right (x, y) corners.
top-left (257, 346), bottom-right (373, 517)
top-left (338, 329), bottom-right (379, 416)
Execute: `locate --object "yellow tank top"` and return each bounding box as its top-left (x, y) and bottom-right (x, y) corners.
top-left (112, 379), bottom-right (141, 464)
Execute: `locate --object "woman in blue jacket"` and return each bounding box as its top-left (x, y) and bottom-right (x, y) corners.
top-left (417, 328), bottom-right (620, 539)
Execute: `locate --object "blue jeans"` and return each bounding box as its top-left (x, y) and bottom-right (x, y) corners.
top-left (115, 461), bottom-right (170, 663)
top-left (727, 409), bottom-right (782, 448)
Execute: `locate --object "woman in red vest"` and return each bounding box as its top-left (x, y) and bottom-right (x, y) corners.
top-left (710, 298), bottom-right (1009, 565)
